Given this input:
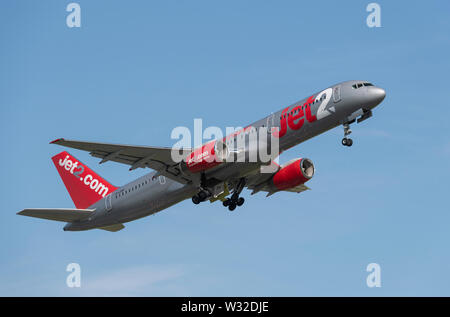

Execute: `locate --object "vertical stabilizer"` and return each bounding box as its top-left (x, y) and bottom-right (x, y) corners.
top-left (51, 151), bottom-right (118, 209)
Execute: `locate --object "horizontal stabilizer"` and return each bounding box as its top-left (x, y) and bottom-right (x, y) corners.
top-left (17, 208), bottom-right (94, 222)
top-left (99, 223), bottom-right (125, 232)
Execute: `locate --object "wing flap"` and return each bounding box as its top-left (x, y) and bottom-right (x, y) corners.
top-left (99, 223), bottom-right (125, 232)
top-left (17, 208), bottom-right (94, 222)
top-left (283, 184), bottom-right (310, 193)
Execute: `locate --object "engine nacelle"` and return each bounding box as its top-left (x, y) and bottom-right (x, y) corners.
top-left (182, 140), bottom-right (229, 173)
top-left (272, 158), bottom-right (315, 190)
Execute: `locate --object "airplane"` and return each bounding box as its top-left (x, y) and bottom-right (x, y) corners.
top-left (17, 80), bottom-right (386, 232)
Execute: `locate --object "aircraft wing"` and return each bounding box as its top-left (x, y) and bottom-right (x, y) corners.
top-left (17, 208), bottom-right (95, 222)
top-left (50, 138), bottom-right (193, 184)
top-left (50, 139), bottom-right (311, 195)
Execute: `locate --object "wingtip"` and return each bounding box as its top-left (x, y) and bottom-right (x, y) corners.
top-left (50, 138), bottom-right (64, 144)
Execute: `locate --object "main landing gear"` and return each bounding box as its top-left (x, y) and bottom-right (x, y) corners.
top-left (222, 178), bottom-right (246, 211)
top-left (223, 195), bottom-right (245, 211)
top-left (192, 178), bottom-right (247, 212)
top-left (192, 190), bottom-right (210, 205)
top-left (341, 123), bottom-right (353, 147)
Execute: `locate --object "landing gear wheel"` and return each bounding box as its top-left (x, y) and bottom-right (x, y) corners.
top-left (342, 122), bottom-right (355, 147)
top-left (342, 138), bottom-right (353, 147)
top-left (192, 196), bottom-right (200, 205)
top-left (346, 138), bottom-right (353, 147)
top-left (228, 203), bottom-right (237, 211)
top-left (226, 178), bottom-right (246, 211)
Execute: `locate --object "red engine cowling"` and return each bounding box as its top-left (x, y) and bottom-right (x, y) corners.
top-left (183, 140), bottom-right (229, 173)
top-left (272, 158), bottom-right (315, 190)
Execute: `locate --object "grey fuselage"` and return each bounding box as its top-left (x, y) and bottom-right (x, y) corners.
top-left (65, 80), bottom-right (386, 231)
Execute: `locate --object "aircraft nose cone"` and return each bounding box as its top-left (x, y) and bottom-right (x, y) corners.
top-left (370, 87), bottom-right (386, 105)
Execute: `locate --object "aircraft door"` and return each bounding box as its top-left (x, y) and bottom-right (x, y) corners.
top-left (333, 85), bottom-right (341, 103)
top-left (105, 194), bottom-right (112, 211)
top-left (266, 113), bottom-right (274, 134)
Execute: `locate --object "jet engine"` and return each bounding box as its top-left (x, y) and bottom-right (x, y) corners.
top-left (271, 158), bottom-right (315, 190)
top-left (181, 140), bottom-right (229, 173)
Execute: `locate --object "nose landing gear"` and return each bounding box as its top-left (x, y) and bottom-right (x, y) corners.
top-left (342, 123), bottom-right (353, 147)
top-left (342, 137), bottom-right (353, 147)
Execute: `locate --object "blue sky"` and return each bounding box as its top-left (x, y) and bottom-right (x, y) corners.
top-left (1, 0), bottom-right (450, 296)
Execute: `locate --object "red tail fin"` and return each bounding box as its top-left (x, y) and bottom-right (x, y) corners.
top-left (51, 151), bottom-right (118, 209)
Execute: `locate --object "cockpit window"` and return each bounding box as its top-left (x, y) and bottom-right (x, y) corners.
top-left (352, 82), bottom-right (374, 89)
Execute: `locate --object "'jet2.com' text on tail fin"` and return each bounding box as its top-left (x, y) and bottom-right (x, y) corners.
top-left (51, 151), bottom-right (118, 209)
